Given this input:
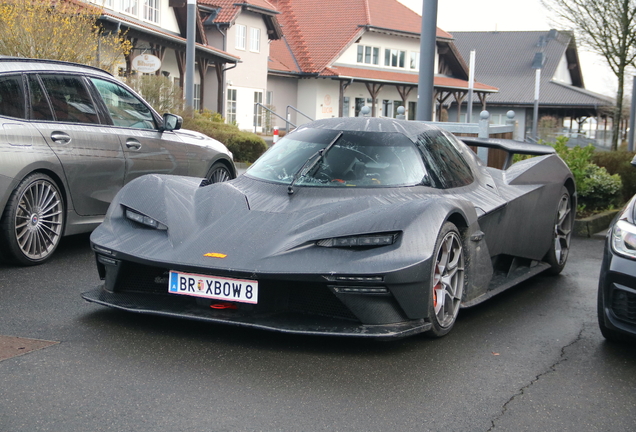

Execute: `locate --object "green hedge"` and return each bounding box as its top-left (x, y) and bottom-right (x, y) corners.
top-left (181, 111), bottom-right (268, 163)
top-left (592, 151), bottom-right (636, 202)
top-left (549, 137), bottom-right (622, 212)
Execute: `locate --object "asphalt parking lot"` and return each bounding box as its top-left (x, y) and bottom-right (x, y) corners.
top-left (0, 233), bottom-right (635, 431)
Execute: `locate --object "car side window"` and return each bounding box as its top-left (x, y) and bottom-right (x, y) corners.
top-left (28, 75), bottom-right (54, 121)
top-left (90, 78), bottom-right (155, 130)
top-left (417, 132), bottom-right (474, 189)
top-left (39, 75), bottom-right (99, 124)
top-left (0, 75), bottom-right (26, 119)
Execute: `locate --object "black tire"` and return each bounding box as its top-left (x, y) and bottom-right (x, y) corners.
top-left (597, 284), bottom-right (632, 342)
top-left (426, 222), bottom-right (465, 338)
top-left (544, 186), bottom-right (574, 275)
top-left (0, 173), bottom-right (65, 266)
top-left (205, 162), bottom-right (234, 184)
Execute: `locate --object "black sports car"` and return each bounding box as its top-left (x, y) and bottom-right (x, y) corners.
top-left (598, 156), bottom-right (636, 342)
top-left (82, 118), bottom-right (575, 339)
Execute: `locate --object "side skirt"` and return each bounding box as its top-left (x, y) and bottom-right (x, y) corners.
top-left (461, 258), bottom-right (549, 308)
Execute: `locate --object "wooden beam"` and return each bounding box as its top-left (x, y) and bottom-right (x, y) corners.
top-left (365, 83), bottom-right (383, 117)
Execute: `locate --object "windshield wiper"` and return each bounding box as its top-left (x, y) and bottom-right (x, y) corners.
top-left (288, 131), bottom-right (343, 195)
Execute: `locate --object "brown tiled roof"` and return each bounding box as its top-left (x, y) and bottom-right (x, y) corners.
top-left (269, 38), bottom-right (301, 73)
top-left (328, 66), bottom-right (498, 91)
top-left (200, 0), bottom-right (278, 24)
top-left (269, 0), bottom-right (452, 74)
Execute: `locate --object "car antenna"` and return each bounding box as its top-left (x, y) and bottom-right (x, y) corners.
top-left (288, 131), bottom-right (343, 195)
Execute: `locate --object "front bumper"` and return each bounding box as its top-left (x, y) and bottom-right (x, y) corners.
top-left (598, 241), bottom-right (636, 338)
top-left (83, 249), bottom-right (433, 339)
top-left (82, 286), bottom-right (431, 339)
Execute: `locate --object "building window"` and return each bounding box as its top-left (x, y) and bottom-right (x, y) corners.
top-left (227, 88), bottom-right (237, 124)
top-left (384, 48), bottom-right (406, 68)
top-left (235, 25), bottom-right (246, 50)
top-left (357, 45), bottom-right (379, 65)
top-left (343, 97), bottom-right (350, 117)
top-left (250, 28), bottom-right (260, 52)
top-left (193, 83), bottom-right (201, 111)
top-left (121, 0), bottom-right (138, 16)
top-left (410, 52), bottom-right (419, 70)
top-left (143, 0), bottom-right (159, 23)
top-left (254, 91), bottom-right (263, 127)
top-left (408, 101), bottom-right (417, 120)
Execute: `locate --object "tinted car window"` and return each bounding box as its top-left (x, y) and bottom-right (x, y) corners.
top-left (0, 75), bottom-right (26, 119)
top-left (28, 75), bottom-right (54, 121)
top-left (90, 78), bottom-right (155, 129)
top-left (247, 128), bottom-right (429, 187)
top-left (39, 75), bottom-right (99, 124)
top-left (416, 132), bottom-right (474, 189)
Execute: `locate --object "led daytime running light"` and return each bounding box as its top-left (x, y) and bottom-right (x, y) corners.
top-left (125, 208), bottom-right (166, 230)
top-left (317, 233), bottom-right (398, 248)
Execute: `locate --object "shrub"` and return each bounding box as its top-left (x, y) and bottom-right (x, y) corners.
top-left (578, 164), bottom-right (623, 211)
top-left (592, 150), bottom-right (636, 202)
top-left (182, 112), bottom-right (267, 163)
top-left (549, 136), bottom-right (622, 212)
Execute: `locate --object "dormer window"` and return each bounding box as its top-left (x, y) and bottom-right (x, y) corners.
top-left (385, 49), bottom-right (406, 68)
top-left (357, 45), bottom-right (379, 65)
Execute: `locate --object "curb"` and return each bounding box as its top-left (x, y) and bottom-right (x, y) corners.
top-left (573, 209), bottom-right (619, 238)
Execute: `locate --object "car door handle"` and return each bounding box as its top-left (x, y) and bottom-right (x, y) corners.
top-left (125, 139), bottom-right (142, 150)
top-left (50, 131), bottom-right (71, 144)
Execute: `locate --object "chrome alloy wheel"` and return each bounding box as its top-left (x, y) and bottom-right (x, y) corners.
top-left (553, 193), bottom-right (573, 266)
top-left (432, 230), bottom-right (465, 328)
top-left (14, 179), bottom-right (63, 260)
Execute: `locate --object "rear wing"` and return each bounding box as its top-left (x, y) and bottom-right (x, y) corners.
top-left (460, 137), bottom-right (555, 170)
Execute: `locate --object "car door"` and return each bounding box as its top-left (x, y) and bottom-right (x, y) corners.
top-left (87, 77), bottom-right (190, 184)
top-left (28, 73), bottom-right (126, 216)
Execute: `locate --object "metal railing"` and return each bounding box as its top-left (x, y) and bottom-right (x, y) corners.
top-left (285, 105), bottom-right (313, 131)
top-left (254, 103), bottom-right (292, 134)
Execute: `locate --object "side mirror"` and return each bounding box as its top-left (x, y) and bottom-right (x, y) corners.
top-left (161, 113), bottom-right (183, 132)
top-left (631, 154), bottom-right (636, 168)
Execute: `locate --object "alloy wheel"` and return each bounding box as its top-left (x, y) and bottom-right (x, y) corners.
top-left (14, 179), bottom-right (64, 261)
top-left (554, 193), bottom-right (572, 266)
top-left (432, 230), bottom-right (465, 328)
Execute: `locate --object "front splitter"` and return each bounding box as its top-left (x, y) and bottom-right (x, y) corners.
top-left (82, 287), bottom-right (431, 340)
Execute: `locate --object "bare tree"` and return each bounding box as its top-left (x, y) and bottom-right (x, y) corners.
top-left (542, 0), bottom-right (636, 150)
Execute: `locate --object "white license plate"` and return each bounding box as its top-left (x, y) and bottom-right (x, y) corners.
top-left (168, 270), bottom-right (258, 304)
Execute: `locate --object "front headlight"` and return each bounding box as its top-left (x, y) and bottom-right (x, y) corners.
top-left (316, 232), bottom-right (399, 248)
top-left (611, 219), bottom-right (636, 259)
top-left (124, 207), bottom-right (167, 230)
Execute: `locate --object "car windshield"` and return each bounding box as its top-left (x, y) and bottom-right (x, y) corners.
top-left (246, 128), bottom-right (429, 187)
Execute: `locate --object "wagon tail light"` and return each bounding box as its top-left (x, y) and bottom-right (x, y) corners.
top-left (124, 207), bottom-right (167, 230)
top-left (316, 232), bottom-right (399, 248)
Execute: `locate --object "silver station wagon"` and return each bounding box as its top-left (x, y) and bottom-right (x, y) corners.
top-left (0, 58), bottom-right (235, 265)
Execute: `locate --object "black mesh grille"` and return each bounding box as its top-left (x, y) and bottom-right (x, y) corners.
top-left (611, 288), bottom-right (636, 324)
top-left (113, 262), bottom-right (358, 321)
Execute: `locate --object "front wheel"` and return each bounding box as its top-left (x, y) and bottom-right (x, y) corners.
top-left (205, 162), bottom-right (234, 184)
top-left (426, 222), bottom-right (465, 338)
top-left (544, 186), bottom-right (574, 275)
top-left (0, 173), bottom-right (65, 265)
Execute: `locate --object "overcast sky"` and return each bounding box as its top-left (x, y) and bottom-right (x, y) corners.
top-left (397, 0), bottom-right (618, 97)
